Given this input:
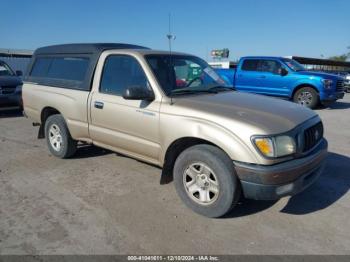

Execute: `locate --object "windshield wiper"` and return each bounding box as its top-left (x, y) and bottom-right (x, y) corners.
top-left (170, 88), bottom-right (218, 96)
top-left (169, 85), bottom-right (236, 97)
top-left (207, 85), bottom-right (236, 92)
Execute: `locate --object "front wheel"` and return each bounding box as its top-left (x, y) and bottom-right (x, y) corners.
top-left (293, 87), bottom-right (319, 109)
top-left (173, 144), bottom-right (241, 218)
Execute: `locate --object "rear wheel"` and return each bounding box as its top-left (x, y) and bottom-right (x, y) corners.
top-left (293, 87), bottom-right (319, 109)
top-left (44, 114), bottom-right (77, 158)
top-left (173, 144), bottom-right (241, 218)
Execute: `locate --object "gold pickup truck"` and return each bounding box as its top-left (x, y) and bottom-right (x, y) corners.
top-left (23, 43), bottom-right (327, 217)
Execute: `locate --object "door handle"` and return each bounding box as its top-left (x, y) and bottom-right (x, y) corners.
top-left (259, 75), bottom-right (266, 78)
top-left (94, 101), bottom-right (104, 109)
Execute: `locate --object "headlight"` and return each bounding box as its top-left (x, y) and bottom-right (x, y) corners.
top-left (15, 85), bottom-right (22, 92)
top-left (253, 135), bottom-right (296, 158)
top-left (322, 79), bottom-right (333, 89)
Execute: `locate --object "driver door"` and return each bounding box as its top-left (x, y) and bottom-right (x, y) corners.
top-left (89, 55), bottom-right (161, 164)
top-left (256, 59), bottom-right (291, 97)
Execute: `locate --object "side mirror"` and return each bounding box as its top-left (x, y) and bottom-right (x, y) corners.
top-left (16, 70), bottom-right (23, 76)
top-left (280, 68), bottom-right (288, 76)
top-left (123, 86), bottom-right (155, 101)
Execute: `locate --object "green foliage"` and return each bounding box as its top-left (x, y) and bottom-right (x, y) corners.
top-left (328, 55), bottom-right (348, 61)
top-left (328, 46), bottom-right (350, 61)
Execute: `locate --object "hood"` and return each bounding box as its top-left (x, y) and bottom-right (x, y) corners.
top-left (170, 91), bottom-right (317, 135)
top-left (0, 75), bottom-right (22, 87)
top-left (296, 70), bottom-right (343, 80)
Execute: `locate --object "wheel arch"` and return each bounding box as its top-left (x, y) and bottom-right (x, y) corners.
top-left (291, 84), bottom-right (319, 99)
top-left (160, 137), bottom-right (222, 184)
top-left (38, 107), bottom-right (62, 138)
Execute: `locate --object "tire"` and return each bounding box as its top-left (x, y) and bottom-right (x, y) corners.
top-left (293, 87), bottom-right (319, 109)
top-left (173, 144), bottom-right (241, 218)
top-left (44, 114), bottom-right (77, 158)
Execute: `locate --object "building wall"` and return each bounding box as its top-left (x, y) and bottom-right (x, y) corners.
top-left (0, 56), bottom-right (31, 74)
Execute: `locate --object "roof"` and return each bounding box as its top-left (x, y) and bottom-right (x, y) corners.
top-left (26, 44), bottom-right (200, 91)
top-left (241, 55), bottom-right (350, 68)
top-left (34, 43), bottom-right (150, 56)
top-left (241, 56), bottom-right (284, 60)
top-left (117, 49), bottom-right (193, 56)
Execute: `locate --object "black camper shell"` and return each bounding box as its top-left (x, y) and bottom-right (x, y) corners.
top-left (25, 43), bottom-right (150, 91)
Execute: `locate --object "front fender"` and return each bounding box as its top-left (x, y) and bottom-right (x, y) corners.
top-left (159, 114), bottom-right (259, 165)
top-left (291, 77), bottom-right (323, 96)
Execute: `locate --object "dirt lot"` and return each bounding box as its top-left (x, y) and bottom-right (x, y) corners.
top-left (0, 95), bottom-right (349, 255)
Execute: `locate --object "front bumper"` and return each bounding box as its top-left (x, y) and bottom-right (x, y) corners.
top-left (0, 92), bottom-right (22, 107)
top-left (321, 91), bottom-right (344, 102)
top-left (234, 139), bottom-right (328, 200)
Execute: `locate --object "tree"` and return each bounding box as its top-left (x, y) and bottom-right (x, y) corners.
top-left (328, 46), bottom-right (350, 61)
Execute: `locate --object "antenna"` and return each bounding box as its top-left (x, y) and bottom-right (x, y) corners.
top-left (166, 13), bottom-right (176, 106)
top-left (166, 13), bottom-right (176, 54)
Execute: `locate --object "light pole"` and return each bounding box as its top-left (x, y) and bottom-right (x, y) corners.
top-left (166, 13), bottom-right (176, 54)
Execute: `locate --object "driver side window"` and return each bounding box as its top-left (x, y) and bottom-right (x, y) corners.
top-left (100, 55), bottom-right (149, 96)
top-left (258, 60), bottom-right (282, 74)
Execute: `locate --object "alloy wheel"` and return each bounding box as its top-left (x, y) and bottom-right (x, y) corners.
top-left (48, 124), bottom-right (63, 151)
top-left (183, 162), bottom-right (220, 205)
top-left (297, 91), bottom-right (313, 106)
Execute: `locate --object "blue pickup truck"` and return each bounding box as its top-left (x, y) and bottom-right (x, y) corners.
top-left (214, 57), bottom-right (345, 109)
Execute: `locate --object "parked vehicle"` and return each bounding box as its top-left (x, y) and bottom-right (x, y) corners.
top-left (0, 60), bottom-right (23, 108)
top-left (23, 44), bottom-right (327, 217)
top-left (214, 56), bottom-right (345, 109)
top-left (345, 74), bottom-right (350, 93)
top-left (313, 71), bottom-right (350, 93)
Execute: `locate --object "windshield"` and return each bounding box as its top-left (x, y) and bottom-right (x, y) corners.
top-left (282, 58), bottom-right (305, 71)
top-left (146, 54), bottom-right (231, 96)
top-left (0, 62), bottom-right (14, 76)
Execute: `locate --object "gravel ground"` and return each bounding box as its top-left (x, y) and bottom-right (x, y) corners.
top-left (0, 95), bottom-right (349, 255)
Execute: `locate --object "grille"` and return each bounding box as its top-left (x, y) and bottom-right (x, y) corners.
top-left (336, 80), bottom-right (345, 92)
top-left (0, 86), bottom-right (16, 95)
top-left (303, 122), bottom-right (323, 152)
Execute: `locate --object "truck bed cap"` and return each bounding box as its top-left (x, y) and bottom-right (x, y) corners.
top-left (34, 43), bottom-right (150, 56)
top-left (26, 43), bottom-right (150, 91)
